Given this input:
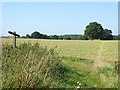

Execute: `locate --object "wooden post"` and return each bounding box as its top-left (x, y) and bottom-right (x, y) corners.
top-left (14, 32), bottom-right (16, 48)
top-left (8, 31), bottom-right (20, 48)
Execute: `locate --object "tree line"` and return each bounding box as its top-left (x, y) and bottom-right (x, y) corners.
top-left (21, 21), bottom-right (119, 40)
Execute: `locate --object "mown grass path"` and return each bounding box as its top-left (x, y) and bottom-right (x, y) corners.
top-left (94, 42), bottom-right (104, 68)
top-left (94, 41), bottom-right (112, 68)
top-left (97, 41), bottom-right (103, 61)
top-left (63, 56), bottom-right (118, 88)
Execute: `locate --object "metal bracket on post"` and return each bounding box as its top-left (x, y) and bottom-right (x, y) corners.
top-left (8, 31), bottom-right (20, 48)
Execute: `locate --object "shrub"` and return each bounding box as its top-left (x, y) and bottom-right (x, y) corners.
top-left (2, 43), bottom-right (64, 88)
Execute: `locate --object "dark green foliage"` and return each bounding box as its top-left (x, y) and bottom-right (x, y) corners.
top-left (118, 34), bottom-right (120, 40)
top-left (49, 34), bottom-right (82, 40)
top-left (49, 35), bottom-right (59, 39)
top-left (31, 31), bottom-right (41, 39)
top-left (21, 36), bottom-right (26, 38)
top-left (62, 35), bottom-right (79, 40)
top-left (100, 29), bottom-right (113, 40)
top-left (2, 43), bottom-right (64, 88)
top-left (84, 22), bottom-right (114, 40)
top-left (26, 34), bottom-right (31, 38)
top-left (43, 34), bottom-right (49, 39)
top-left (84, 22), bottom-right (104, 40)
top-left (113, 35), bottom-right (118, 40)
top-left (79, 35), bottom-right (88, 40)
top-left (113, 34), bottom-right (120, 40)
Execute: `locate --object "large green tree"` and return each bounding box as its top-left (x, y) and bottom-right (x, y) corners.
top-left (31, 31), bottom-right (42, 39)
top-left (101, 29), bottom-right (113, 40)
top-left (84, 22), bottom-right (104, 40)
top-left (31, 31), bottom-right (49, 39)
top-left (26, 34), bottom-right (31, 38)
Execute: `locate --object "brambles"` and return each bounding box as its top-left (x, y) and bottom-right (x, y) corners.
top-left (2, 43), bottom-right (64, 88)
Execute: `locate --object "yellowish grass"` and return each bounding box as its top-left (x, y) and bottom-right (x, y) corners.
top-left (1, 38), bottom-right (118, 62)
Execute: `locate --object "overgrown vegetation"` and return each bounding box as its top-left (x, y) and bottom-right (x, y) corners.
top-left (2, 43), bottom-right (65, 88)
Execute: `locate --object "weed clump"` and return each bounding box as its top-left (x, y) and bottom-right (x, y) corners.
top-left (2, 43), bottom-right (64, 88)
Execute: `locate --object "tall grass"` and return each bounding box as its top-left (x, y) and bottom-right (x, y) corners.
top-left (2, 43), bottom-right (64, 88)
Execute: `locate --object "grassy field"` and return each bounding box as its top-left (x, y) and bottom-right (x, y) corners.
top-left (1, 38), bottom-right (119, 88)
top-left (1, 38), bottom-right (118, 62)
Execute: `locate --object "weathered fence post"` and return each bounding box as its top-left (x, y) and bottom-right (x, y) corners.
top-left (8, 31), bottom-right (20, 48)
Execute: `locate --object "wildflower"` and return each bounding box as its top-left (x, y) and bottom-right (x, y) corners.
top-left (76, 86), bottom-right (80, 89)
top-left (79, 83), bottom-right (81, 86)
